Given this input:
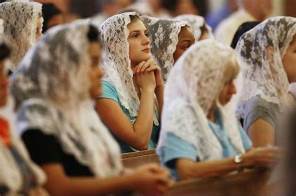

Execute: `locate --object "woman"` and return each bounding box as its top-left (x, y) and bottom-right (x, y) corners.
top-left (175, 14), bottom-right (213, 41)
top-left (0, 33), bottom-right (47, 196)
top-left (96, 12), bottom-right (164, 152)
top-left (11, 22), bottom-right (172, 195)
top-left (236, 16), bottom-right (296, 147)
top-left (0, 0), bottom-right (43, 72)
top-left (157, 39), bottom-right (279, 180)
top-left (142, 15), bottom-right (195, 81)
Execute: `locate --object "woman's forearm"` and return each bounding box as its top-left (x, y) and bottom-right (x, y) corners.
top-left (45, 172), bottom-right (136, 196)
top-left (177, 158), bottom-right (241, 180)
top-left (155, 85), bottom-right (164, 115)
top-left (133, 89), bottom-right (155, 149)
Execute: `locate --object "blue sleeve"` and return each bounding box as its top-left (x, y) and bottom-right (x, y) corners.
top-left (239, 127), bottom-right (252, 151)
top-left (98, 81), bottom-right (119, 103)
top-left (157, 132), bottom-right (197, 169)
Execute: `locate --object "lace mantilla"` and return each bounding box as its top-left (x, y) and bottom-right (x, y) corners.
top-left (100, 12), bottom-right (159, 125)
top-left (0, 0), bottom-right (43, 71)
top-left (11, 22), bottom-right (123, 177)
top-left (236, 16), bottom-right (296, 118)
top-left (158, 40), bottom-right (245, 161)
top-left (142, 15), bottom-right (189, 81)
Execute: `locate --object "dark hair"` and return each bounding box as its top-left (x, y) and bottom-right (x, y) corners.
top-left (231, 21), bottom-right (260, 49)
top-left (161, 0), bottom-right (178, 13)
top-left (87, 24), bottom-right (102, 44)
top-left (42, 3), bottom-right (62, 33)
top-left (0, 42), bottom-right (10, 61)
top-left (161, 0), bottom-right (208, 16)
top-left (129, 14), bottom-right (141, 22)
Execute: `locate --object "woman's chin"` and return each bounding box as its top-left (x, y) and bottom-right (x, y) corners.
top-left (139, 53), bottom-right (151, 61)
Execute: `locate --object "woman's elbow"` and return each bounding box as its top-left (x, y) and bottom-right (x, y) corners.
top-left (132, 140), bottom-right (149, 151)
top-left (176, 160), bottom-right (196, 180)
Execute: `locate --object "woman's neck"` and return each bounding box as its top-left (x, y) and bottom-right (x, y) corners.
top-left (131, 61), bottom-right (137, 68)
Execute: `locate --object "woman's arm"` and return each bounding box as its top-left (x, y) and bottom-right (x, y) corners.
top-left (42, 163), bottom-right (172, 196)
top-left (96, 89), bottom-right (155, 150)
top-left (145, 58), bottom-right (164, 115)
top-left (96, 72), bottom-right (156, 150)
top-left (176, 158), bottom-right (239, 180)
top-left (155, 85), bottom-right (164, 115)
top-left (248, 119), bottom-right (275, 147)
top-left (176, 147), bottom-right (279, 180)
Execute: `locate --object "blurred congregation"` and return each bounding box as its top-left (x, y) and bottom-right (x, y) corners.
top-left (0, 0), bottom-right (296, 196)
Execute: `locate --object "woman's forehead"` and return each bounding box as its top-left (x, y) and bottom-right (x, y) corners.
top-left (127, 19), bottom-right (146, 32)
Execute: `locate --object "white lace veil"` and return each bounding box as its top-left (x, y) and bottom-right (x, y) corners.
top-left (10, 22), bottom-right (123, 177)
top-left (0, 24), bottom-right (46, 194)
top-left (0, 132), bottom-right (46, 194)
top-left (175, 14), bottom-right (213, 41)
top-left (0, 19), bottom-right (3, 35)
top-left (141, 15), bottom-right (189, 81)
top-left (158, 40), bottom-right (245, 161)
top-left (236, 16), bottom-right (296, 118)
top-left (0, 0), bottom-right (43, 71)
top-left (100, 12), bottom-right (159, 125)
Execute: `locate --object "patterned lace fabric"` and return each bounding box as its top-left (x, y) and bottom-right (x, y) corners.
top-left (158, 40), bottom-right (245, 161)
top-left (0, 0), bottom-right (43, 71)
top-left (100, 12), bottom-right (159, 125)
top-left (141, 15), bottom-right (189, 81)
top-left (236, 16), bottom-right (296, 118)
top-left (11, 22), bottom-right (123, 177)
top-left (175, 14), bottom-right (213, 41)
top-left (0, 117), bottom-right (46, 195)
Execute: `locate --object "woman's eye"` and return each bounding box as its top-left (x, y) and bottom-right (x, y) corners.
top-left (181, 43), bottom-right (190, 50)
top-left (130, 33), bottom-right (139, 38)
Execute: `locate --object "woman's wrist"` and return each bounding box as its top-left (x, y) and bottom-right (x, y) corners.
top-left (124, 173), bottom-right (138, 191)
top-left (142, 87), bottom-right (156, 93)
top-left (241, 153), bottom-right (254, 168)
top-left (155, 83), bottom-right (164, 89)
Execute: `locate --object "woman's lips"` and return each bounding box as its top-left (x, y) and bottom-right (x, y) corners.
top-left (142, 48), bottom-right (150, 53)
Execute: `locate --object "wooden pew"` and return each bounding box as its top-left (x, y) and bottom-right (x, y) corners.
top-left (121, 150), bottom-right (156, 159)
top-left (165, 169), bottom-right (272, 196)
top-left (121, 152), bottom-right (275, 195)
top-left (121, 150), bottom-right (160, 168)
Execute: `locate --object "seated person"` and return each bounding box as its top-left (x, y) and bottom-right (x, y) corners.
top-left (0, 34), bottom-right (47, 196)
top-left (11, 22), bottom-right (172, 195)
top-left (157, 39), bottom-right (279, 180)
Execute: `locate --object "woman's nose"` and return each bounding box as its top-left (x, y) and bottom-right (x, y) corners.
top-left (98, 66), bottom-right (104, 78)
top-left (142, 34), bottom-right (150, 45)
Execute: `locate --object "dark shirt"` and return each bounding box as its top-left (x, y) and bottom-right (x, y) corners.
top-left (22, 129), bottom-right (94, 177)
